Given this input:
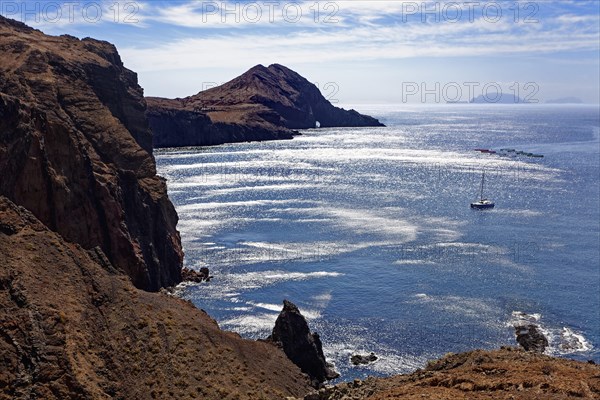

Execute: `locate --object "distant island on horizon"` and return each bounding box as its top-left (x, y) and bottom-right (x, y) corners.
top-left (470, 93), bottom-right (531, 104)
top-left (546, 96), bottom-right (584, 104)
top-left (444, 94), bottom-right (590, 105)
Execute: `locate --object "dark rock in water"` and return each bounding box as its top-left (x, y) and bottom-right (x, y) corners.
top-left (515, 324), bottom-right (549, 353)
top-left (351, 353), bottom-right (378, 365)
top-left (181, 267), bottom-right (212, 283)
top-left (147, 64), bottom-right (384, 148)
top-left (267, 300), bottom-right (339, 385)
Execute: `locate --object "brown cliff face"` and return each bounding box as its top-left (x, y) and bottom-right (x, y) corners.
top-left (147, 64), bottom-right (384, 148)
top-left (0, 196), bottom-right (312, 399)
top-left (0, 16), bottom-right (182, 291)
top-left (147, 98), bottom-right (296, 147)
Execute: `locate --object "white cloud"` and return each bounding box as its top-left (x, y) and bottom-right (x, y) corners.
top-left (120, 19), bottom-right (600, 72)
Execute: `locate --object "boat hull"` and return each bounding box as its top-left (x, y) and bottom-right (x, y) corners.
top-left (471, 202), bottom-right (495, 209)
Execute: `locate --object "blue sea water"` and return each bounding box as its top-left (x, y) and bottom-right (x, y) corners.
top-left (155, 104), bottom-right (600, 380)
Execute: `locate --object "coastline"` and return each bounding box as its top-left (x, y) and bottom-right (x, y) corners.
top-left (1, 15), bottom-right (599, 400)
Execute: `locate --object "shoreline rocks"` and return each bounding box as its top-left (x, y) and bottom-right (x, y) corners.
top-left (181, 267), bottom-right (212, 283)
top-left (350, 353), bottom-right (378, 366)
top-left (295, 348), bottom-right (600, 400)
top-left (267, 300), bottom-right (339, 386)
top-left (514, 324), bottom-right (549, 353)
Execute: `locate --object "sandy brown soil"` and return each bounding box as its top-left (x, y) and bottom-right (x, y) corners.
top-left (0, 196), bottom-right (313, 399)
top-left (298, 348), bottom-right (600, 399)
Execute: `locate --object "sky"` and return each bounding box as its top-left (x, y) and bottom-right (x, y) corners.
top-left (2, 0), bottom-right (599, 103)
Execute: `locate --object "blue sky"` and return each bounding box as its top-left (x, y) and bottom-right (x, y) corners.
top-left (3, 0), bottom-right (599, 103)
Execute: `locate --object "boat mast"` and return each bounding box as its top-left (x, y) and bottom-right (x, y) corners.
top-left (480, 171), bottom-right (485, 201)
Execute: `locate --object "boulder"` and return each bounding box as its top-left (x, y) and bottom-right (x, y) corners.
top-left (515, 324), bottom-right (549, 353)
top-left (350, 353), bottom-right (378, 366)
top-left (181, 267), bottom-right (212, 283)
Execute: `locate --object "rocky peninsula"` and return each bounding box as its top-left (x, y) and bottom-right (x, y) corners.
top-left (147, 64), bottom-right (384, 147)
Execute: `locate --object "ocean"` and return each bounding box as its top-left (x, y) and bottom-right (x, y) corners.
top-left (155, 104), bottom-right (600, 381)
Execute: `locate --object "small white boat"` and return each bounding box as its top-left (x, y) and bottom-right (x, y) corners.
top-left (471, 172), bottom-right (495, 209)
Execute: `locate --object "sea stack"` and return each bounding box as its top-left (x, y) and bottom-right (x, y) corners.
top-left (267, 300), bottom-right (339, 386)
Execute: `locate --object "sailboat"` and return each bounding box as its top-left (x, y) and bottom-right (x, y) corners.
top-left (470, 171), bottom-right (495, 209)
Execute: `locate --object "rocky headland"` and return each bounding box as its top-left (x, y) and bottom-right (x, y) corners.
top-left (147, 64), bottom-right (384, 147)
top-left (1, 15), bottom-right (599, 400)
top-left (0, 196), bottom-right (312, 399)
top-left (0, 16), bottom-right (181, 291)
top-left (0, 16), bottom-right (311, 399)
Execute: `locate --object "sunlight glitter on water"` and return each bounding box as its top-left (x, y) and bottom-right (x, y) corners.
top-left (157, 105), bottom-right (600, 379)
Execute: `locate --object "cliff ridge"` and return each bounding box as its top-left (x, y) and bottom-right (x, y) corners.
top-left (0, 15), bottom-right (182, 291)
top-left (147, 64), bottom-right (384, 147)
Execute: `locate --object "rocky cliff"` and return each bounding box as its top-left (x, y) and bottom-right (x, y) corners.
top-left (147, 64), bottom-right (384, 147)
top-left (0, 16), bottom-right (182, 291)
top-left (0, 196), bottom-right (312, 399)
top-left (0, 17), bottom-right (313, 399)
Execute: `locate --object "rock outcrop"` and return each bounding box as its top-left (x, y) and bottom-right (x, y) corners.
top-left (350, 353), bottom-right (378, 366)
top-left (181, 266), bottom-right (212, 283)
top-left (0, 196), bottom-right (312, 399)
top-left (514, 324), bottom-right (549, 353)
top-left (267, 300), bottom-right (339, 385)
top-left (147, 64), bottom-right (384, 147)
top-left (0, 16), bottom-right (182, 291)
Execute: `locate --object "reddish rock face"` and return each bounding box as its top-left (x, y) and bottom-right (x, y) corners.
top-left (0, 16), bottom-right (183, 291)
